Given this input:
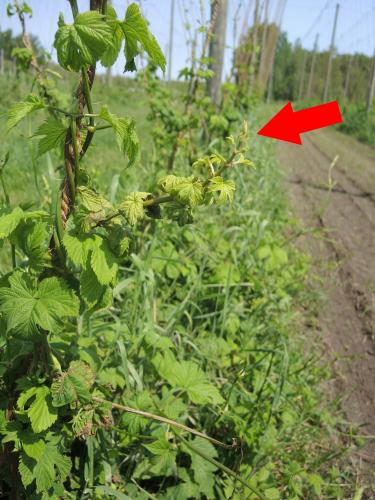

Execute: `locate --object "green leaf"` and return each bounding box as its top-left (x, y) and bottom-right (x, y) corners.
top-left (80, 266), bottom-right (106, 307)
top-left (153, 353), bottom-right (224, 405)
top-left (33, 117), bottom-right (66, 157)
top-left (122, 3), bottom-right (166, 72)
top-left (99, 106), bottom-right (139, 166)
top-left (51, 360), bottom-right (94, 407)
top-left (185, 438), bottom-right (218, 497)
top-left (77, 186), bottom-right (113, 213)
top-left (54, 11), bottom-right (114, 72)
top-left (208, 176), bottom-right (236, 204)
top-left (62, 231), bottom-right (95, 267)
top-left (22, 434), bottom-right (46, 460)
top-left (0, 272), bottom-right (79, 335)
top-left (144, 437), bottom-right (177, 474)
top-left (19, 454), bottom-right (35, 488)
top-left (34, 442), bottom-right (71, 492)
top-left (7, 94), bottom-right (45, 130)
top-left (0, 207), bottom-right (24, 239)
top-left (11, 47), bottom-right (33, 70)
top-left (100, 6), bottom-right (124, 67)
top-left (174, 177), bottom-right (204, 207)
top-left (119, 191), bottom-right (149, 226)
top-left (90, 235), bottom-right (118, 285)
top-left (17, 386), bottom-right (58, 433)
top-left (15, 220), bottom-right (51, 270)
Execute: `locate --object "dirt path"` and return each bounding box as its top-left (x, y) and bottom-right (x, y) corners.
top-left (276, 129), bottom-right (375, 473)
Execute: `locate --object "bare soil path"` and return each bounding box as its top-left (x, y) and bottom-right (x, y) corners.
top-left (276, 129), bottom-right (375, 475)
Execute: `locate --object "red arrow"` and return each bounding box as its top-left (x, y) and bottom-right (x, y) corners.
top-left (257, 101), bottom-right (342, 144)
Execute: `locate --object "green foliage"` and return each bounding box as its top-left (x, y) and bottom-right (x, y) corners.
top-left (122, 3), bottom-right (166, 72)
top-left (99, 105), bottom-right (139, 166)
top-left (0, 1), bottom-right (357, 498)
top-left (54, 11), bottom-right (113, 72)
top-left (33, 117), bottom-right (66, 156)
top-left (6, 93), bottom-right (45, 130)
top-left (0, 272), bottom-right (79, 335)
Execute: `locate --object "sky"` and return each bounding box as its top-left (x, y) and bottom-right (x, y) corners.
top-left (0, 0), bottom-right (374, 79)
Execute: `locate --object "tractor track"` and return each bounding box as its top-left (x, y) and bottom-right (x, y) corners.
top-left (276, 128), bottom-right (375, 481)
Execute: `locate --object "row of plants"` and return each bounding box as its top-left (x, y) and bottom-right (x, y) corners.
top-left (337, 104), bottom-right (375, 147)
top-left (0, 1), bottom-right (361, 498)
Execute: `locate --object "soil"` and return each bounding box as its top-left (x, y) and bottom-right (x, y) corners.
top-left (276, 128), bottom-right (375, 481)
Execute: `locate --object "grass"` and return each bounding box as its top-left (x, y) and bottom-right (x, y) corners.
top-left (0, 74), bottom-right (366, 498)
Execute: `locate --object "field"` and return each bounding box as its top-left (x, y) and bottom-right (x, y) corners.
top-left (0, 1), bottom-right (374, 498)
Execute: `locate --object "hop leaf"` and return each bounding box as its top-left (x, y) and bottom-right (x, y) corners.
top-left (51, 360), bottom-right (94, 407)
top-left (153, 353), bottom-right (224, 405)
top-left (174, 177), bottom-right (204, 207)
top-left (100, 5), bottom-right (124, 67)
top-left (208, 176), bottom-right (236, 204)
top-left (19, 443), bottom-right (71, 493)
top-left (17, 386), bottom-right (58, 433)
top-left (0, 207), bottom-right (24, 239)
top-left (33, 117), bottom-right (66, 157)
top-left (122, 3), bottom-right (166, 72)
top-left (90, 235), bottom-right (119, 285)
top-left (99, 106), bottom-right (139, 167)
top-left (7, 94), bottom-right (45, 130)
top-left (119, 191), bottom-right (150, 225)
top-left (0, 272), bottom-right (79, 336)
top-left (54, 11), bottom-right (114, 72)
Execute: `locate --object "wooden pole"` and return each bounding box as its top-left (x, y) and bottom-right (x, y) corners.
top-left (323, 3), bottom-right (339, 102)
top-left (0, 49), bottom-right (4, 75)
top-left (366, 46), bottom-right (375, 113)
top-left (298, 50), bottom-right (308, 101)
top-left (248, 0), bottom-right (260, 91)
top-left (258, 0), bottom-right (269, 90)
top-left (207, 0), bottom-right (228, 105)
top-left (343, 54), bottom-right (353, 102)
top-left (167, 0), bottom-right (175, 81)
top-left (306, 33), bottom-right (319, 100)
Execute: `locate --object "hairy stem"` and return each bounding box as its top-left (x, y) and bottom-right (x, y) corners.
top-left (92, 396), bottom-right (235, 450)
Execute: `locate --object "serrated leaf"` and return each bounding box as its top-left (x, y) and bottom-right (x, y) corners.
top-left (7, 94), bottom-right (45, 130)
top-left (0, 272), bottom-right (79, 336)
top-left (153, 353), bottom-right (224, 405)
top-left (33, 117), bottom-right (66, 157)
top-left (51, 360), bottom-right (94, 407)
top-left (99, 106), bottom-right (139, 166)
top-left (15, 220), bottom-right (51, 270)
top-left (100, 6), bottom-right (124, 67)
top-left (122, 3), bottom-right (166, 72)
top-left (19, 443), bottom-right (71, 493)
top-left (62, 231), bottom-right (95, 267)
top-left (185, 438), bottom-right (218, 497)
top-left (90, 236), bottom-right (118, 285)
top-left (144, 437), bottom-right (177, 474)
top-left (19, 453), bottom-right (35, 488)
top-left (22, 434), bottom-right (46, 460)
top-left (174, 177), bottom-right (204, 207)
top-left (17, 386), bottom-right (57, 433)
top-left (54, 11), bottom-right (114, 72)
top-left (0, 207), bottom-right (24, 239)
top-left (80, 266), bottom-right (105, 307)
top-left (77, 186), bottom-right (113, 213)
top-left (119, 191), bottom-right (149, 226)
top-left (208, 176), bottom-right (235, 204)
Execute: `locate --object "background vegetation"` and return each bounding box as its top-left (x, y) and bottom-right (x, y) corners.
top-left (0, 1), bottom-right (372, 498)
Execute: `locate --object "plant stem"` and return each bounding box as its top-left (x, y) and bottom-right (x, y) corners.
top-left (92, 396), bottom-right (235, 449)
top-left (178, 435), bottom-right (266, 500)
top-left (68, 0), bottom-right (79, 18)
top-left (71, 120), bottom-right (80, 186)
top-left (81, 67), bottom-right (95, 156)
